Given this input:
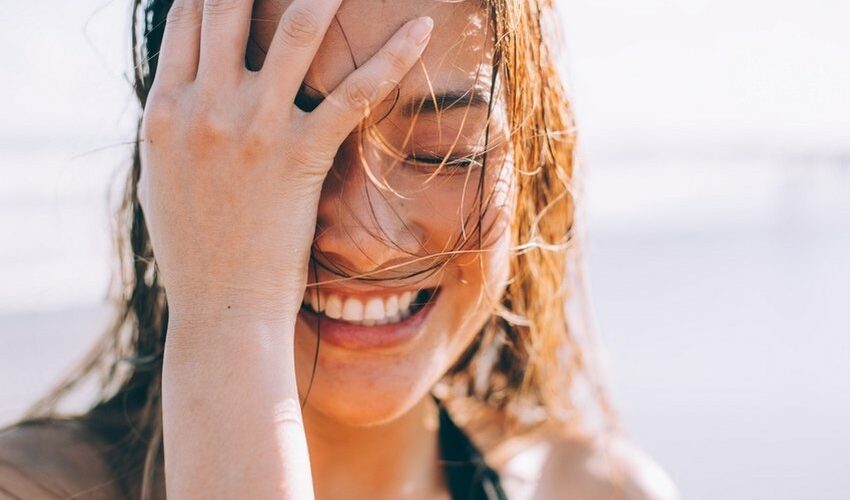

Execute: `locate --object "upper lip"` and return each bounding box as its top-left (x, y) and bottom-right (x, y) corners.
top-left (304, 281), bottom-right (440, 299)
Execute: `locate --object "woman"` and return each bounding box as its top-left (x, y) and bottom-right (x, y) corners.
top-left (0, 0), bottom-right (678, 498)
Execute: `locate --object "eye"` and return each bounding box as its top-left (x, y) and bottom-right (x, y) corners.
top-left (405, 152), bottom-right (485, 173)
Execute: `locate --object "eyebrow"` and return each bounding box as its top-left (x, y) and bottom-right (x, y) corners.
top-left (401, 90), bottom-right (491, 117)
top-left (294, 83), bottom-right (491, 116)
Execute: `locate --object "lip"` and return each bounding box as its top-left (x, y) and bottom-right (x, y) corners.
top-left (297, 288), bottom-right (441, 351)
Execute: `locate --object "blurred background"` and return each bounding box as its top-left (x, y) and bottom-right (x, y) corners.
top-left (1, 1), bottom-right (848, 498)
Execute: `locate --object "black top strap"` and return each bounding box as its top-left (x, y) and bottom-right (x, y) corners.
top-left (434, 396), bottom-right (509, 500)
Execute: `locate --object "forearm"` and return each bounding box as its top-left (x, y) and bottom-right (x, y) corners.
top-left (138, 0), bottom-right (436, 495)
top-left (161, 316), bottom-right (313, 499)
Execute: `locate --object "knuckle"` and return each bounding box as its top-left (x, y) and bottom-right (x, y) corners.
top-left (142, 95), bottom-right (178, 140)
top-left (286, 140), bottom-right (329, 171)
top-left (381, 48), bottom-right (412, 73)
top-left (190, 109), bottom-right (233, 145)
top-left (278, 7), bottom-right (321, 47)
top-left (242, 125), bottom-right (276, 158)
top-left (165, 3), bottom-right (188, 25)
top-left (203, 0), bottom-right (242, 17)
top-left (342, 78), bottom-right (378, 108)
top-left (176, 93), bottom-right (232, 147)
top-left (166, 0), bottom-right (199, 27)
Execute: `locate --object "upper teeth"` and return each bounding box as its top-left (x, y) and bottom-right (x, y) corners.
top-left (302, 289), bottom-right (420, 326)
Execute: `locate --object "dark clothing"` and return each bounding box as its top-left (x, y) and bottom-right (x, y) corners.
top-left (435, 396), bottom-right (509, 500)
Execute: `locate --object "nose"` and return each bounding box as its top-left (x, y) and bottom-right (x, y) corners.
top-left (313, 140), bottom-right (428, 278)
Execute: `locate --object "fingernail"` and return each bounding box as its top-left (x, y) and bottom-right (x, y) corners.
top-left (407, 16), bottom-right (434, 45)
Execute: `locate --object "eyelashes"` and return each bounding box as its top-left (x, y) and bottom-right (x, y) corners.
top-left (405, 152), bottom-right (485, 173)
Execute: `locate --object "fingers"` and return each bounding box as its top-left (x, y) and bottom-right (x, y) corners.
top-left (197, 0), bottom-right (255, 80)
top-left (309, 17), bottom-right (434, 147)
top-left (259, 0), bottom-right (344, 101)
top-left (154, 0), bottom-right (203, 90)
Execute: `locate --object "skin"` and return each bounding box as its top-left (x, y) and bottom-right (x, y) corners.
top-left (251, 0), bottom-right (515, 479)
top-left (0, 0), bottom-right (681, 498)
top-left (256, 0), bottom-right (514, 429)
top-left (140, 0), bottom-right (513, 498)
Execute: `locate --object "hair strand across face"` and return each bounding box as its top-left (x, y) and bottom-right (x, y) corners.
top-left (20, 2), bottom-right (618, 497)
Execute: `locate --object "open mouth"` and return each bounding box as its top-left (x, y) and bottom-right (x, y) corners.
top-left (300, 287), bottom-right (440, 327)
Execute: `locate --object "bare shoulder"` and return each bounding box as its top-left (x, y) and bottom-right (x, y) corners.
top-left (492, 428), bottom-right (681, 500)
top-left (0, 418), bottom-right (121, 499)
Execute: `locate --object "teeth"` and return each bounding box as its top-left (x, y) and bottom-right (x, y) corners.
top-left (364, 297), bottom-right (385, 321)
top-left (342, 297), bottom-right (364, 321)
top-left (399, 291), bottom-right (413, 311)
top-left (385, 295), bottom-right (399, 317)
top-left (324, 294), bottom-right (343, 319)
top-left (301, 288), bottom-right (434, 326)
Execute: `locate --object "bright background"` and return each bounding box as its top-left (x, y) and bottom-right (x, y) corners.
top-left (1, 1), bottom-right (848, 499)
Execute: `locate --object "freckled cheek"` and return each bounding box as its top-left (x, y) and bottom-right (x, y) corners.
top-left (440, 220), bottom-right (511, 359)
top-left (459, 199), bottom-right (512, 286)
top-left (454, 162), bottom-right (515, 314)
top-left (433, 177), bottom-right (514, 323)
top-left (481, 214), bottom-right (513, 291)
top-left (397, 164), bottom-right (513, 256)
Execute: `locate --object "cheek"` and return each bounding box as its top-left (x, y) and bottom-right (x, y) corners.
top-left (448, 157), bottom-right (515, 343)
top-left (426, 163), bottom-right (515, 347)
top-left (454, 200), bottom-right (513, 312)
top-left (395, 152), bottom-right (515, 258)
top-left (434, 209), bottom-right (511, 381)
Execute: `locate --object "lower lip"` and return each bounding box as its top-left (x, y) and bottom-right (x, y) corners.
top-left (297, 291), bottom-right (440, 351)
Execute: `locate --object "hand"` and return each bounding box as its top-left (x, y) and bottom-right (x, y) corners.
top-left (144, 2), bottom-right (434, 497)
top-left (138, 0), bottom-right (434, 326)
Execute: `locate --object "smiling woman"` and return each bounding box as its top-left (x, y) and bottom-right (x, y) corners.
top-left (0, 0), bottom-right (678, 499)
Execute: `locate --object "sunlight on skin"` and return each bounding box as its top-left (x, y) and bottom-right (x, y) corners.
top-left (243, 1), bottom-right (517, 498)
top-left (247, 0), bottom-right (514, 427)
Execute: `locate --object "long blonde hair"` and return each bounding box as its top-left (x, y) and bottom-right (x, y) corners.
top-left (21, 0), bottom-right (616, 497)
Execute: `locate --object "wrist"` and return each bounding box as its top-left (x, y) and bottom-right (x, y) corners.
top-left (165, 308), bottom-right (298, 354)
top-left (165, 282), bottom-right (305, 324)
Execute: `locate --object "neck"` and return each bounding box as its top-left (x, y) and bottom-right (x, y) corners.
top-left (301, 395), bottom-right (447, 499)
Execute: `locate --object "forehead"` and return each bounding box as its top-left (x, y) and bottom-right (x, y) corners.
top-left (250, 0), bottom-right (495, 98)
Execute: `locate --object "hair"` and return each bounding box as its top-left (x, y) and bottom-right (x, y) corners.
top-left (14, 0), bottom-right (617, 497)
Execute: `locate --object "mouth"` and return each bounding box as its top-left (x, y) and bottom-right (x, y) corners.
top-left (300, 287), bottom-right (440, 326)
top-left (297, 287), bottom-right (441, 351)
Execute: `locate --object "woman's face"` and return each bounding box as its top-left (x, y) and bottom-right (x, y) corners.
top-left (248, 0), bottom-right (515, 426)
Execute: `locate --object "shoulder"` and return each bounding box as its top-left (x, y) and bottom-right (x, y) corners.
top-left (494, 429), bottom-right (681, 500)
top-left (541, 432), bottom-right (681, 500)
top-left (0, 418), bottom-right (121, 499)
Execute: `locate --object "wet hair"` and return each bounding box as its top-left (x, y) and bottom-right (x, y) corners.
top-left (17, 0), bottom-right (617, 497)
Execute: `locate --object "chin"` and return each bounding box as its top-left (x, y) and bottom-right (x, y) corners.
top-left (290, 283), bottom-right (490, 427)
top-left (295, 355), bottom-right (440, 427)
top-left (289, 286), bottom-right (442, 426)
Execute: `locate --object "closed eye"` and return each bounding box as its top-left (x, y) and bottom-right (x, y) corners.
top-left (406, 152), bottom-right (485, 172)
